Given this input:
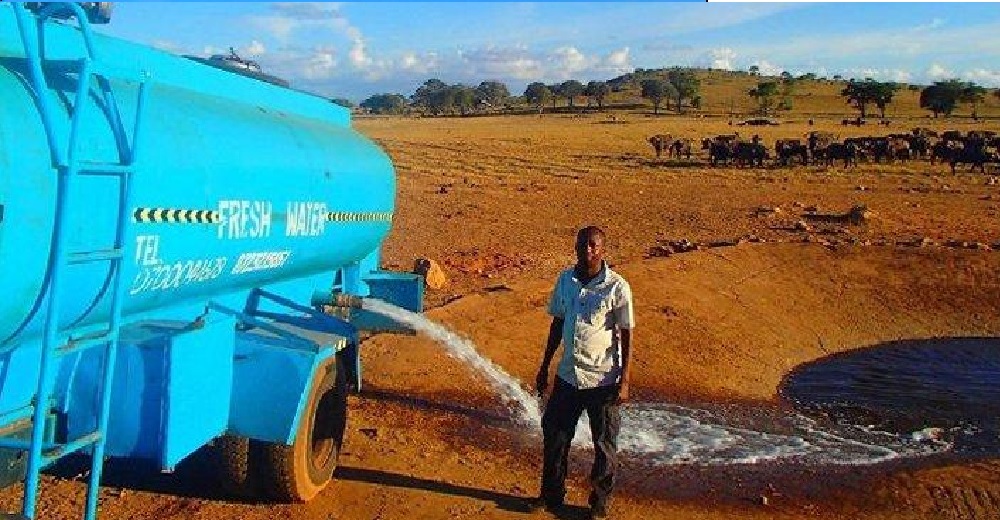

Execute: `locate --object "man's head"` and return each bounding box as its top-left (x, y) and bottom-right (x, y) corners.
top-left (575, 226), bottom-right (606, 271)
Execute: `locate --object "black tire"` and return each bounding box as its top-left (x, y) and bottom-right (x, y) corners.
top-left (215, 435), bottom-right (259, 499)
top-left (258, 356), bottom-right (348, 502)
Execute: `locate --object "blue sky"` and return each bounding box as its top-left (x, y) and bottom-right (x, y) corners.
top-left (96, 2), bottom-right (1000, 102)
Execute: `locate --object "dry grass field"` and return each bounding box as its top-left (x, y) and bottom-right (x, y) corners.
top-left (5, 113), bottom-right (1000, 520)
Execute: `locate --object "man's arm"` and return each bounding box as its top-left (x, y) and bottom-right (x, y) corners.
top-left (535, 317), bottom-right (564, 395)
top-left (618, 328), bottom-right (632, 403)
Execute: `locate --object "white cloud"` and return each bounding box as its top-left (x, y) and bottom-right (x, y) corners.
top-left (751, 59), bottom-right (783, 76)
top-left (548, 46), bottom-right (590, 78)
top-left (703, 47), bottom-right (736, 70)
top-left (302, 47), bottom-right (337, 80)
top-left (601, 47), bottom-right (632, 73)
top-left (963, 68), bottom-right (1000, 87)
top-left (243, 40), bottom-right (266, 56)
top-left (927, 63), bottom-right (954, 80)
top-left (456, 46), bottom-right (543, 80)
top-left (399, 51), bottom-right (440, 75)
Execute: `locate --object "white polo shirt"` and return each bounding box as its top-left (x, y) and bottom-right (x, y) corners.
top-left (547, 262), bottom-right (634, 389)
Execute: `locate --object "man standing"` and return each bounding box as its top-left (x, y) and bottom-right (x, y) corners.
top-left (532, 226), bottom-right (634, 520)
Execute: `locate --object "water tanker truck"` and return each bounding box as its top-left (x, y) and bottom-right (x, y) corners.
top-left (0, 3), bottom-right (423, 518)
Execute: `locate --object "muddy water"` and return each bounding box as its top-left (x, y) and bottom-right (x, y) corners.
top-left (362, 299), bottom-right (950, 466)
top-left (782, 337), bottom-right (1000, 453)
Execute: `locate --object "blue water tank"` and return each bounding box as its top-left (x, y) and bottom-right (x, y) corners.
top-left (0, 4), bottom-right (396, 347)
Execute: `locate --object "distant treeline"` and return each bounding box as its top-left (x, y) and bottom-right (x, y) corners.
top-left (340, 67), bottom-right (999, 120)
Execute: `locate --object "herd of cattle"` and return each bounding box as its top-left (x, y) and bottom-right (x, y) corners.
top-left (648, 128), bottom-right (1000, 173)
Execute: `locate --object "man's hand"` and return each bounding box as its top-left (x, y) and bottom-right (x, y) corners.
top-left (617, 382), bottom-right (630, 404)
top-left (535, 366), bottom-right (549, 396)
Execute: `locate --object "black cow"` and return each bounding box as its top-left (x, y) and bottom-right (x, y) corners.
top-left (775, 139), bottom-right (808, 166)
top-left (824, 142), bottom-right (858, 167)
top-left (734, 141), bottom-right (767, 168)
top-left (949, 139), bottom-right (994, 174)
top-left (702, 138), bottom-right (734, 166)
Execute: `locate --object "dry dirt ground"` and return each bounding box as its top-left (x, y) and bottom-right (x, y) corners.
top-left (5, 114), bottom-right (1000, 520)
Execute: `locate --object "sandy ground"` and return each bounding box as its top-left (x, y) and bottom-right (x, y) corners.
top-left (4, 113), bottom-right (1000, 519)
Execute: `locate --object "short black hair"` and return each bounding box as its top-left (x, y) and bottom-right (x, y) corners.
top-left (577, 226), bottom-right (605, 241)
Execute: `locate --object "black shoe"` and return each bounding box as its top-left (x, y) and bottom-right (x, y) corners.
top-left (525, 496), bottom-right (565, 514)
top-left (588, 504), bottom-right (609, 520)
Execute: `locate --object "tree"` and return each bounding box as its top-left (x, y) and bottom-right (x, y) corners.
top-left (559, 79), bottom-right (585, 109)
top-left (641, 78), bottom-right (675, 114)
top-left (666, 68), bottom-right (700, 113)
top-left (748, 80), bottom-right (779, 115)
top-left (548, 83), bottom-right (561, 109)
top-left (359, 93), bottom-right (407, 115)
top-left (960, 82), bottom-right (987, 118)
top-left (920, 80), bottom-right (965, 117)
top-left (583, 80), bottom-right (611, 110)
top-left (411, 78), bottom-right (447, 111)
top-left (871, 81), bottom-right (901, 119)
top-left (748, 65), bottom-right (760, 76)
top-left (331, 98), bottom-right (354, 109)
top-left (840, 79), bottom-right (898, 119)
top-left (427, 87), bottom-right (456, 115)
top-left (451, 85), bottom-right (476, 115)
top-left (524, 82), bottom-right (552, 114)
top-left (474, 80), bottom-right (510, 111)
top-left (798, 72), bottom-right (817, 81)
top-left (779, 76), bottom-right (797, 111)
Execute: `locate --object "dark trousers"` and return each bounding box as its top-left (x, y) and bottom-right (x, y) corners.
top-left (540, 376), bottom-right (621, 510)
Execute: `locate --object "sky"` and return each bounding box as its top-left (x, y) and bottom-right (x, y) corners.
top-left (95, 2), bottom-right (1000, 102)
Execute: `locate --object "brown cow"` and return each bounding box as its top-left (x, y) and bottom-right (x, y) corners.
top-left (668, 138), bottom-right (693, 159)
top-left (649, 134), bottom-right (672, 158)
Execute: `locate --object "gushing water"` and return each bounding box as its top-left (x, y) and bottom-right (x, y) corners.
top-left (361, 299), bottom-right (950, 465)
top-left (363, 298), bottom-right (542, 427)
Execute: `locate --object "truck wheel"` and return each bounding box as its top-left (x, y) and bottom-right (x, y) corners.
top-left (260, 357), bottom-right (348, 502)
top-left (216, 435), bottom-right (259, 499)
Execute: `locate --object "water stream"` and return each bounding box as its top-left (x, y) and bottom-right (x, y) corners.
top-left (361, 299), bottom-right (951, 466)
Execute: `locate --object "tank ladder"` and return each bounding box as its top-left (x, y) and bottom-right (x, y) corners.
top-left (2, 4), bottom-right (149, 519)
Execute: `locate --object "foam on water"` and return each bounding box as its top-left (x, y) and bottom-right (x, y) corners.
top-left (361, 299), bottom-right (951, 466)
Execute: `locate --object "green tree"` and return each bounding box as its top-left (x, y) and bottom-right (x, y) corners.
top-left (841, 79), bottom-right (874, 118)
top-left (474, 80), bottom-right (510, 110)
top-left (779, 76), bottom-right (797, 111)
top-left (428, 87), bottom-right (456, 115)
top-left (451, 85), bottom-right (476, 115)
top-left (559, 79), bottom-right (585, 108)
top-left (331, 98), bottom-right (355, 109)
top-left (666, 68), bottom-right (700, 113)
top-left (641, 78), bottom-right (675, 114)
top-left (411, 78), bottom-right (447, 111)
top-left (920, 80), bottom-right (965, 117)
top-left (524, 82), bottom-right (552, 114)
top-left (748, 80), bottom-right (779, 115)
top-left (548, 83), bottom-right (561, 109)
top-left (359, 93), bottom-right (407, 114)
top-left (960, 82), bottom-right (987, 118)
top-left (870, 81), bottom-right (901, 119)
top-left (583, 80), bottom-right (611, 110)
